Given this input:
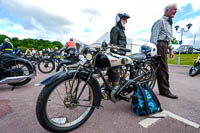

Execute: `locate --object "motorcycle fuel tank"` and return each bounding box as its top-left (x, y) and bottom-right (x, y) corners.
top-left (95, 53), bottom-right (133, 68)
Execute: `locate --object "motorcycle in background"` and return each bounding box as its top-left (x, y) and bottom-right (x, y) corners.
top-left (189, 51), bottom-right (200, 76)
top-left (0, 54), bottom-right (36, 90)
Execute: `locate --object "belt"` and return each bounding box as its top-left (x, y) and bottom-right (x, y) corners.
top-left (157, 40), bottom-right (169, 43)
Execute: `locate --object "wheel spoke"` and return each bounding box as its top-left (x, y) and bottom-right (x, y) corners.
top-left (43, 78), bottom-right (94, 129)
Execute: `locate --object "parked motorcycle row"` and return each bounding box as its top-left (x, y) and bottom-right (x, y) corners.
top-left (1, 42), bottom-right (199, 133)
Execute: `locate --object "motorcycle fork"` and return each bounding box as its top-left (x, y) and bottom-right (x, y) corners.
top-left (71, 69), bottom-right (94, 103)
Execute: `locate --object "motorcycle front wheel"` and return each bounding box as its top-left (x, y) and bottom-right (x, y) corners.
top-left (36, 74), bottom-right (99, 133)
top-left (189, 65), bottom-right (199, 77)
top-left (38, 59), bottom-right (55, 73)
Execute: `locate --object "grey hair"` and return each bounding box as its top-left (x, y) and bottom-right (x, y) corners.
top-left (164, 3), bottom-right (177, 13)
top-left (4, 38), bottom-right (10, 42)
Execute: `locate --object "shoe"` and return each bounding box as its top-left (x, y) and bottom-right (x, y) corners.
top-left (160, 92), bottom-right (178, 99)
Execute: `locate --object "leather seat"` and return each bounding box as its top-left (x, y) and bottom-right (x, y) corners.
top-left (128, 53), bottom-right (146, 61)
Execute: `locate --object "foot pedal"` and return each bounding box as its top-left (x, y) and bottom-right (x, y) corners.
top-left (131, 95), bottom-right (140, 99)
top-left (119, 94), bottom-right (130, 102)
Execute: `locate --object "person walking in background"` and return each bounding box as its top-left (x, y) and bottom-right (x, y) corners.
top-left (150, 3), bottom-right (178, 99)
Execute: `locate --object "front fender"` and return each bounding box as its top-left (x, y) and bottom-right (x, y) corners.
top-left (40, 71), bottom-right (69, 85)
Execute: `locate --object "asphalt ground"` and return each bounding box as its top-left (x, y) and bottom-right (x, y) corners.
top-left (0, 65), bottom-right (200, 133)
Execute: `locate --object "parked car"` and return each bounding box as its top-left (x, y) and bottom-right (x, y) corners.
top-left (178, 45), bottom-right (193, 54)
top-left (173, 48), bottom-right (179, 54)
top-left (193, 48), bottom-right (200, 54)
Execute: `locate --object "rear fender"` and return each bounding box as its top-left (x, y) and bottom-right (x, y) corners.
top-left (4, 58), bottom-right (35, 72)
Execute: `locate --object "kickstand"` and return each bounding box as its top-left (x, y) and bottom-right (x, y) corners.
top-left (11, 86), bottom-right (16, 91)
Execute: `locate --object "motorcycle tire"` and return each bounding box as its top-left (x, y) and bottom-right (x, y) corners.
top-left (130, 61), bottom-right (156, 90)
top-left (36, 73), bottom-right (100, 133)
top-left (189, 66), bottom-right (199, 77)
top-left (38, 59), bottom-right (55, 73)
top-left (5, 61), bottom-right (33, 86)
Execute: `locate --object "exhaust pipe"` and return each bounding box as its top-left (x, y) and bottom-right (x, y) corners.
top-left (0, 73), bottom-right (35, 84)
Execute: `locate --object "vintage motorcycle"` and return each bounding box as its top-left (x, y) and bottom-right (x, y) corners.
top-left (35, 42), bottom-right (160, 132)
top-left (0, 54), bottom-right (36, 89)
top-left (189, 52), bottom-right (200, 76)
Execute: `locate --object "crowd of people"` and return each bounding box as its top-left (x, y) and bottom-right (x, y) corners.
top-left (0, 38), bottom-right (79, 59)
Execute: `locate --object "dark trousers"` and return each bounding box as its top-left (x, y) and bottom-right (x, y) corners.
top-left (157, 41), bottom-right (170, 95)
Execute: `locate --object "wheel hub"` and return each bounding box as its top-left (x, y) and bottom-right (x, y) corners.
top-left (63, 93), bottom-right (78, 109)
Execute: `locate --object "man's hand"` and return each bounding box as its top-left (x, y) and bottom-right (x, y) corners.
top-left (169, 50), bottom-right (174, 59)
top-left (155, 52), bottom-right (158, 56)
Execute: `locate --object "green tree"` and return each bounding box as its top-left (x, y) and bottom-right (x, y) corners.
top-left (171, 37), bottom-right (178, 44)
top-left (52, 41), bottom-right (63, 49)
top-left (0, 34), bottom-right (64, 51)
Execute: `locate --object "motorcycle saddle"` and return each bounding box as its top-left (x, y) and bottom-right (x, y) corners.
top-left (128, 53), bottom-right (146, 61)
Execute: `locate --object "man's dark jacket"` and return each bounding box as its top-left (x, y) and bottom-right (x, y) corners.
top-left (110, 22), bottom-right (127, 55)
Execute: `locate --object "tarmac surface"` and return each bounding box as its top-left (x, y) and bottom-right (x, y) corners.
top-left (0, 65), bottom-right (200, 133)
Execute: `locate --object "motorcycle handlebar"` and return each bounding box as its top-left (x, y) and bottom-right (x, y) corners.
top-left (107, 45), bottom-right (131, 52)
top-left (119, 47), bottom-right (131, 52)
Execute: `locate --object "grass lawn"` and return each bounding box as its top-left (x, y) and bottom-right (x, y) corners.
top-left (167, 54), bottom-right (199, 66)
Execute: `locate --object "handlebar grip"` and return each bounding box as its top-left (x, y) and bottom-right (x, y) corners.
top-left (119, 48), bottom-right (131, 52)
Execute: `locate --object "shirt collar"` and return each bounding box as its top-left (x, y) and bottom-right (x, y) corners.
top-left (162, 16), bottom-right (169, 20)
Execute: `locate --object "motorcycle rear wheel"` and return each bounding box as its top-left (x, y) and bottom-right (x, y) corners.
top-left (4, 61), bottom-right (33, 86)
top-left (130, 61), bottom-right (156, 89)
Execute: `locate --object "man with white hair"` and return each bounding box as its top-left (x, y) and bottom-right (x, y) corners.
top-left (0, 38), bottom-right (14, 55)
top-left (150, 3), bottom-right (178, 99)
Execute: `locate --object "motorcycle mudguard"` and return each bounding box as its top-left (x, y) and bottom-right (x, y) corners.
top-left (3, 58), bottom-right (35, 72)
top-left (40, 71), bottom-right (68, 85)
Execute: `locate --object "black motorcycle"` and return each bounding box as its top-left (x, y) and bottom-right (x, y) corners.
top-left (189, 52), bottom-right (200, 76)
top-left (35, 43), bottom-right (161, 133)
top-left (0, 54), bottom-right (36, 88)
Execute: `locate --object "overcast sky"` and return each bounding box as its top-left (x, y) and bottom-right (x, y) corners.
top-left (0, 0), bottom-right (200, 46)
